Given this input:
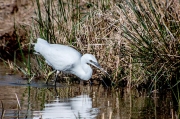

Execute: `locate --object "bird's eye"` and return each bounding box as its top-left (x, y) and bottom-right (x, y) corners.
top-left (90, 60), bottom-right (93, 63)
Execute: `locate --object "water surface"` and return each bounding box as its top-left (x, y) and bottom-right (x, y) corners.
top-left (0, 62), bottom-right (177, 119)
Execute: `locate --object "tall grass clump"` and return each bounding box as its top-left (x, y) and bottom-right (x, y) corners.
top-left (119, 0), bottom-right (180, 111)
top-left (29, 0), bottom-right (129, 85)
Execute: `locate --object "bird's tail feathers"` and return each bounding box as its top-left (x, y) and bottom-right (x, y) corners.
top-left (34, 38), bottom-right (49, 53)
top-left (37, 38), bottom-right (49, 44)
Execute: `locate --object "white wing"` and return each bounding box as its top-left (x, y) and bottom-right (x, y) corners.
top-left (35, 40), bottom-right (82, 71)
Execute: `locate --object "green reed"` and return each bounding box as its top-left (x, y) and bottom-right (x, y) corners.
top-left (119, 0), bottom-right (180, 114)
top-left (30, 0), bottom-right (117, 84)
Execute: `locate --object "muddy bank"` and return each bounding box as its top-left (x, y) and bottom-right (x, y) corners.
top-left (0, 0), bottom-right (35, 60)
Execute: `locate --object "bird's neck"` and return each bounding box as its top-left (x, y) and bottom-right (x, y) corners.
top-left (80, 63), bottom-right (92, 80)
top-left (70, 55), bottom-right (93, 81)
top-left (70, 61), bottom-right (92, 81)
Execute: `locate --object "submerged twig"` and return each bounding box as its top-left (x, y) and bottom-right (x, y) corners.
top-left (15, 93), bottom-right (21, 110)
top-left (1, 101), bottom-right (5, 119)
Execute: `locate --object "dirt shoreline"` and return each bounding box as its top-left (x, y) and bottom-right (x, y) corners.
top-left (0, 0), bottom-right (35, 59)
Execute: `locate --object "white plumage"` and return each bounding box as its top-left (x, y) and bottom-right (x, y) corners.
top-left (34, 38), bottom-right (102, 85)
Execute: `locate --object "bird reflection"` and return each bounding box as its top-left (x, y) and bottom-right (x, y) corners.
top-left (33, 94), bottom-right (99, 119)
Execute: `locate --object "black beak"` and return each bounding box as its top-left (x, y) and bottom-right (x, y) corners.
top-left (90, 60), bottom-right (110, 88)
top-left (93, 61), bottom-right (101, 68)
top-left (90, 60), bottom-right (110, 77)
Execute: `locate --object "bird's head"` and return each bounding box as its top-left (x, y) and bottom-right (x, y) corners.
top-left (82, 54), bottom-right (101, 69)
top-left (82, 54), bottom-right (109, 73)
top-left (82, 54), bottom-right (110, 87)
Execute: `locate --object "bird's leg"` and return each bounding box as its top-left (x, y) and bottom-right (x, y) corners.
top-left (54, 86), bottom-right (59, 97)
top-left (46, 70), bottom-right (56, 85)
top-left (54, 70), bottom-right (60, 87)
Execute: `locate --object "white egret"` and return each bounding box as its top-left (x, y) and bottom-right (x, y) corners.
top-left (34, 38), bottom-right (108, 86)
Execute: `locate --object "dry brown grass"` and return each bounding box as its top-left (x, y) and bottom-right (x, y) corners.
top-left (0, 0), bottom-right (35, 36)
top-left (1, 0), bottom-right (180, 88)
top-left (29, 0), bottom-right (131, 85)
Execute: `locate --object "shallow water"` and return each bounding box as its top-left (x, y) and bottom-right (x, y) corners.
top-left (0, 62), bottom-right (178, 119)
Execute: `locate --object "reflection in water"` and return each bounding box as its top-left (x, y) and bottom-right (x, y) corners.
top-left (33, 94), bottom-right (98, 119)
top-left (0, 63), bottom-right (178, 119)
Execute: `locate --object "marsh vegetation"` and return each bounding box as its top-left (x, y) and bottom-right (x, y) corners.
top-left (0, 0), bottom-right (180, 118)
